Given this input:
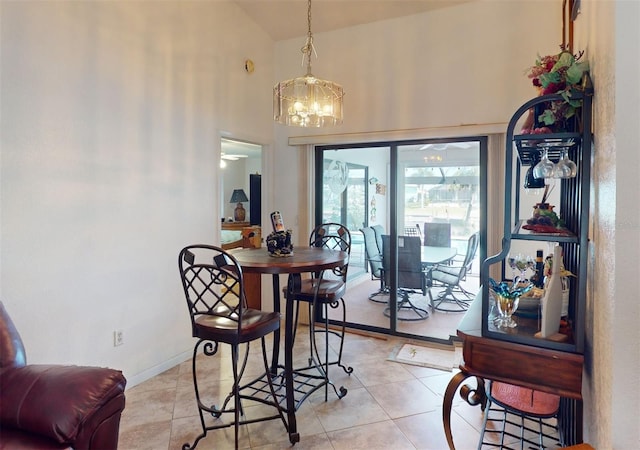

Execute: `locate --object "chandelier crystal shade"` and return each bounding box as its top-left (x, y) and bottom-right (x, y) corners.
top-left (273, 0), bottom-right (344, 127)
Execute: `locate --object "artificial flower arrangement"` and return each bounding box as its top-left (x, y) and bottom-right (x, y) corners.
top-left (521, 46), bottom-right (589, 133)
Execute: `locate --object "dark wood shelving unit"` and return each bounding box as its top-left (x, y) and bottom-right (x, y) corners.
top-left (481, 73), bottom-right (593, 354)
top-left (442, 74), bottom-right (594, 449)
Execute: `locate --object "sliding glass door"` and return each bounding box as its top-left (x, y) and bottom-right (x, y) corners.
top-left (315, 138), bottom-right (486, 343)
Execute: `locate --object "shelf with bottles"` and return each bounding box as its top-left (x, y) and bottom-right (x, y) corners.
top-left (482, 241), bottom-right (580, 353)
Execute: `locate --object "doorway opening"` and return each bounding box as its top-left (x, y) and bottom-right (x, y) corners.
top-left (220, 138), bottom-right (263, 225)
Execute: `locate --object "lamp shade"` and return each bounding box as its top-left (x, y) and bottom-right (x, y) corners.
top-left (230, 189), bottom-right (249, 203)
top-left (272, 0), bottom-right (344, 127)
top-left (274, 75), bottom-right (344, 127)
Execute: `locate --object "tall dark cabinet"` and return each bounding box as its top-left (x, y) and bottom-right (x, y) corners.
top-left (249, 174), bottom-right (261, 226)
top-left (481, 73), bottom-right (593, 354)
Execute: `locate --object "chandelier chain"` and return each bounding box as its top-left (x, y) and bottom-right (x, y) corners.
top-left (301, 0), bottom-right (316, 75)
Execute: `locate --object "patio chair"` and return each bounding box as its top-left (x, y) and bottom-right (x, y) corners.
top-left (382, 235), bottom-right (430, 321)
top-left (404, 224), bottom-right (421, 236)
top-left (423, 222), bottom-right (452, 247)
top-left (371, 224), bottom-right (385, 255)
top-left (360, 226), bottom-right (388, 303)
top-left (429, 232), bottom-right (479, 312)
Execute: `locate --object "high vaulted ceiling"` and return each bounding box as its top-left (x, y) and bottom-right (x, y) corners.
top-left (233, 0), bottom-right (474, 42)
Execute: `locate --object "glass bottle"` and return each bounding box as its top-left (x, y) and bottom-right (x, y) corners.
top-left (540, 245), bottom-right (563, 338)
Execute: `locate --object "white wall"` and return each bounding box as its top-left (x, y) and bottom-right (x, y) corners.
top-left (0, 1), bottom-right (275, 385)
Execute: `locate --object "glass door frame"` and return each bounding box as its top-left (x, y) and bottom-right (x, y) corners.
top-left (314, 137), bottom-right (488, 341)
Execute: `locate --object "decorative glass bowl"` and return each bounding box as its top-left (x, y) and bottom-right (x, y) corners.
top-left (489, 278), bottom-right (534, 329)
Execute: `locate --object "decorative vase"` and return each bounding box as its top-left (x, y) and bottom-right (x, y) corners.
top-left (494, 294), bottom-right (521, 329)
top-left (489, 278), bottom-right (533, 330)
top-left (234, 203), bottom-right (246, 222)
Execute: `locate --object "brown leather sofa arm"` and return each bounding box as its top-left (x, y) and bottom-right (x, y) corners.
top-left (0, 364), bottom-right (126, 450)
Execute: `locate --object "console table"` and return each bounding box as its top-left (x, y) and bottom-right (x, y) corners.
top-left (221, 221), bottom-right (250, 230)
top-left (442, 298), bottom-right (584, 449)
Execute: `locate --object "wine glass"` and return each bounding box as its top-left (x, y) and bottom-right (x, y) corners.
top-left (508, 254), bottom-right (535, 285)
top-left (553, 148), bottom-right (577, 179)
top-left (533, 147), bottom-right (555, 179)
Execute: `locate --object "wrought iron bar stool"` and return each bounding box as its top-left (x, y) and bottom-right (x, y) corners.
top-left (287, 223), bottom-right (353, 400)
top-left (478, 381), bottom-right (562, 449)
top-left (178, 245), bottom-right (287, 449)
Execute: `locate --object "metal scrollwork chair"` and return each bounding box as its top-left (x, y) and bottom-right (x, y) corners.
top-left (288, 223), bottom-right (352, 400)
top-left (178, 245), bottom-right (287, 450)
top-left (429, 232), bottom-right (479, 312)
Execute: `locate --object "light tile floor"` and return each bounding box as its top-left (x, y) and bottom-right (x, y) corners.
top-left (118, 326), bottom-right (554, 450)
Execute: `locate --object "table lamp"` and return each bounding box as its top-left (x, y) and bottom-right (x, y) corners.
top-left (230, 189), bottom-right (249, 222)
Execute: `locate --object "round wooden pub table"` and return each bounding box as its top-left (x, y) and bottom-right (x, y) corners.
top-left (229, 246), bottom-right (349, 444)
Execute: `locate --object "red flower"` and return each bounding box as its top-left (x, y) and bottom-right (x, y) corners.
top-left (542, 81), bottom-right (566, 95)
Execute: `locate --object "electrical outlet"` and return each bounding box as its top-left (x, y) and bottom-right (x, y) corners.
top-left (113, 330), bottom-right (124, 347)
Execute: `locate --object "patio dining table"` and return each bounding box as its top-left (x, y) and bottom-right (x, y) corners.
top-left (421, 245), bottom-right (457, 267)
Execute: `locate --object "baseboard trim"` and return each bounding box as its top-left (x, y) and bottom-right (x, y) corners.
top-left (124, 350), bottom-right (191, 389)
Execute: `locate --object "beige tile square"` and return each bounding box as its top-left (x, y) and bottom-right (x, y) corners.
top-left (367, 378), bottom-right (441, 418)
top-left (327, 420), bottom-right (415, 450)
top-left (311, 386), bottom-right (390, 432)
top-left (351, 358), bottom-right (415, 387)
top-left (394, 408), bottom-right (481, 450)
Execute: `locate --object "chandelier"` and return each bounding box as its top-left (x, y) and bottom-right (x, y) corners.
top-left (273, 0), bottom-right (344, 127)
